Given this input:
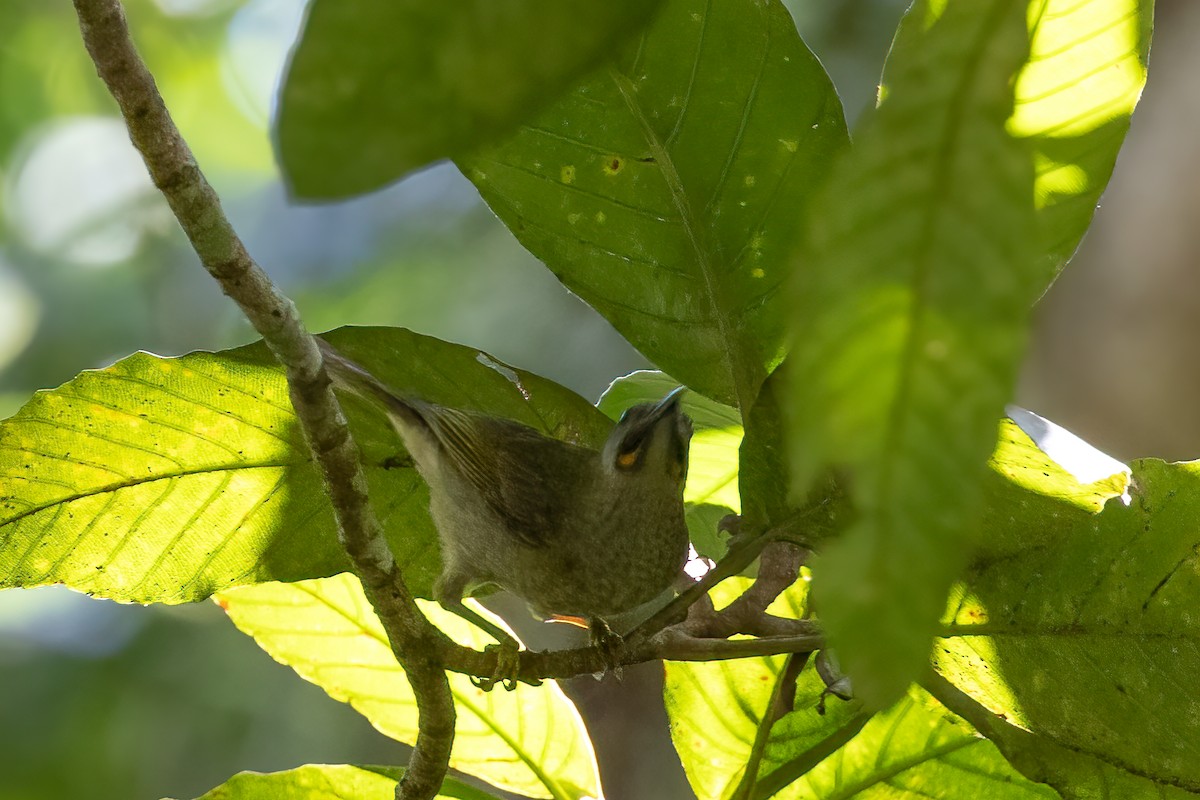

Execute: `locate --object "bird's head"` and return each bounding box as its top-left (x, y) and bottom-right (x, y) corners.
top-left (602, 387), bottom-right (693, 486)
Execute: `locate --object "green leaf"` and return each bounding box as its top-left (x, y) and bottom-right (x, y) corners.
top-left (278, 0), bottom-right (664, 198)
top-left (788, 0), bottom-right (1039, 707)
top-left (664, 579), bottom-right (1051, 799)
top-left (768, 689), bottom-right (1058, 800)
top-left (1015, 0), bottom-right (1153, 275)
top-left (667, 655), bottom-right (856, 800)
top-left (665, 577), bottom-right (832, 799)
top-left (928, 676), bottom-right (1198, 800)
top-left (977, 417), bottom-right (1130, 565)
top-left (184, 764), bottom-right (499, 800)
top-left (460, 0), bottom-right (848, 409)
top-left (599, 371), bottom-right (741, 559)
top-left (218, 574), bottom-right (600, 800)
top-left (936, 456), bottom-right (1200, 796)
top-left (739, 369), bottom-right (790, 534)
top-left (0, 327), bottom-right (609, 603)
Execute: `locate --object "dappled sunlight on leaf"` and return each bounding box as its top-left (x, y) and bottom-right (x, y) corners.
top-left (940, 454), bottom-right (1200, 793)
top-left (791, 0), bottom-right (1039, 708)
top-left (1011, 0), bottom-right (1151, 273)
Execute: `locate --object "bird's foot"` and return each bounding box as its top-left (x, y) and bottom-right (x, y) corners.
top-left (472, 639), bottom-right (538, 692)
top-left (814, 649), bottom-right (852, 714)
top-left (588, 618), bottom-right (625, 681)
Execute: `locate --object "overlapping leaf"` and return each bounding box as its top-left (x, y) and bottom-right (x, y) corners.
top-left (278, 0), bottom-right (664, 197)
top-left (770, 689), bottom-right (1058, 800)
top-left (936, 456), bottom-right (1200, 796)
top-left (460, 0), bottom-right (848, 409)
top-left (0, 327), bottom-right (609, 603)
top-left (218, 574), bottom-right (600, 800)
top-left (1016, 0), bottom-right (1153, 275)
top-left (784, 0), bottom-right (1154, 712)
top-left (787, 0), bottom-right (1039, 707)
top-left (664, 579), bottom-right (1053, 799)
top-left (182, 764), bottom-right (499, 800)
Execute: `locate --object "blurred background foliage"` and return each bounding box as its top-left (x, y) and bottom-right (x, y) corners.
top-left (0, 0), bottom-right (1193, 798)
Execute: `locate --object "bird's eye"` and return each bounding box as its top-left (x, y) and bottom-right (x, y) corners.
top-left (616, 449), bottom-right (640, 469)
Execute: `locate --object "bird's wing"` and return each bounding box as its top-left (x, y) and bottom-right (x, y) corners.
top-left (426, 408), bottom-right (586, 547)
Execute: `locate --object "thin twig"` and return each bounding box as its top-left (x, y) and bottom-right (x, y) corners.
top-left (69, 3), bottom-right (453, 797)
top-left (625, 527), bottom-right (782, 642)
top-left (717, 541), bottom-right (807, 635)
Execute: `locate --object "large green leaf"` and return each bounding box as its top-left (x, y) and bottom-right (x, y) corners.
top-left (182, 764), bottom-right (499, 800)
top-left (769, 689), bottom-right (1058, 800)
top-left (936, 456), bottom-right (1200, 796)
top-left (788, 0), bottom-right (1039, 707)
top-left (0, 327), bottom-right (609, 603)
top-left (1016, 0), bottom-right (1153, 275)
top-left (218, 574), bottom-right (600, 800)
top-left (664, 578), bottom-right (822, 799)
top-left (460, 0), bottom-right (848, 410)
top-left (664, 579), bottom-right (1053, 799)
top-left (277, 0), bottom-right (664, 198)
top-left (738, 369), bottom-right (794, 536)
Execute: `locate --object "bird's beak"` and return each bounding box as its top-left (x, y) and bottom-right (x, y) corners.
top-left (648, 386), bottom-right (686, 422)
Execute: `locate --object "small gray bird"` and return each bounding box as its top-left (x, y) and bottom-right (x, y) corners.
top-left (318, 340), bottom-right (693, 684)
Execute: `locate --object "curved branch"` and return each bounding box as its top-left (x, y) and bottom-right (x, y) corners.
top-left (69, 3), bottom-right (453, 797)
top-left (70, 0), bottom-right (833, 756)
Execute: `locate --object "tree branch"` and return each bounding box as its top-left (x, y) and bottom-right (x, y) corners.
top-left (70, 5), bottom-right (833, 783)
top-left (429, 530), bottom-right (823, 682)
top-left (69, 3), bottom-right (453, 797)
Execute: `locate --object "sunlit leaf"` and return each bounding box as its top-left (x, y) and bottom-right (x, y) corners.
top-left (664, 578), bottom-right (1051, 799)
top-left (770, 689), bottom-right (1057, 800)
top-left (1014, 0), bottom-right (1153, 275)
top-left (218, 574), bottom-right (600, 800)
top-left (279, 0), bottom-right (664, 197)
top-left (184, 764), bottom-right (500, 800)
top-left (0, 327), bottom-right (608, 603)
top-left (789, 0), bottom-right (1038, 707)
top-left (461, 0), bottom-right (848, 408)
top-left (664, 578), bottom-right (831, 799)
top-left (937, 456), bottom-right (1200, 796)
top-left (980, 418), bottom-right (1130, 564)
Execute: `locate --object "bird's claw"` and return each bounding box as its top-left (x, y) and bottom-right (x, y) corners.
top-left (472, 640), bottom-right (540, 691)
top-left (588, 619), bottom-right (625, 681)
top-left (814, 649), bottom-right (852, 714)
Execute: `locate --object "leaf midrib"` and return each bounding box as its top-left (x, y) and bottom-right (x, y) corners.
top-left (0, 461), bottom-right (301, 530)
top-left (607, 63), bottom-right (751, 413)
top-left (873, 0), bottom-right (1023, 553)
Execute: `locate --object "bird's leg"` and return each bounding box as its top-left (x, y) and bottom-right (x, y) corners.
top-left (588, 618), bottom-right (625, 680)
top-left (434, 573), bottom-right (525, 691)
top-left (815, 649), bottom-right (853, 714)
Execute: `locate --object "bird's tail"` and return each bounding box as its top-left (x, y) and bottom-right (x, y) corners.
top-left (316, 338), bottom-right (426, 428)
